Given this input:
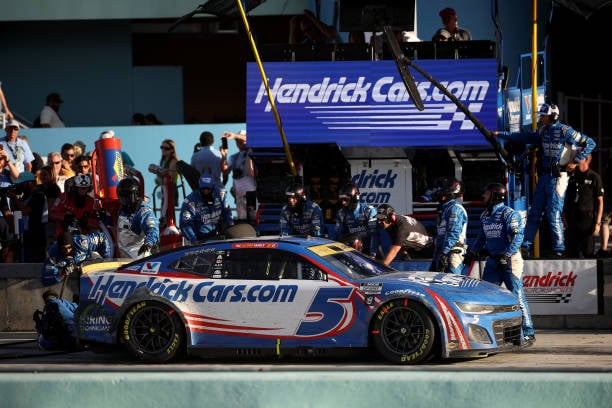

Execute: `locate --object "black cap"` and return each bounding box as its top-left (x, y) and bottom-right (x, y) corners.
top-left (42, 290), bottom-right (59, 302)
top-left (47, 93), bottom-right (64, 104)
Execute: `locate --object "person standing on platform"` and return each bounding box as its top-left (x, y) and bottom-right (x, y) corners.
top-left (493, 103), bottom-right (596, 258)
top-left (564, 154), bottom-right (604, 258)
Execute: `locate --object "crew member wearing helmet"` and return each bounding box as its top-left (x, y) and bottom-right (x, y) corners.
top-left (179, 173), bottom-right (234, 244)
top-left (493, 102), bottom-right (596, 258)
top-left (42, 230), bottom-right (113, 286)
top-left (376, 203), bottom-right (433, 265)
top-left (116, 177), bottom-right (159, 258)
top-left (49, 173), bottom-right (100, 237)
top-left (334, 183), bottom-right (379, 257)
top-left (470, 182), bottom-right (535, 345)
top-left (429, 177), bottom-right (468, 274)
top-left (280, 183), bottom-right (324, 236)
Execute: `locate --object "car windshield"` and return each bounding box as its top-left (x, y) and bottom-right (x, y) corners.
top-left (323, 250), bottom-right (396, 279)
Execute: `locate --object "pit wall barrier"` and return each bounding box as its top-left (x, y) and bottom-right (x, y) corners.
top-left (1, 371), bottom-right (610, 408)
top-left (1, 259), bottom-right (612, 331)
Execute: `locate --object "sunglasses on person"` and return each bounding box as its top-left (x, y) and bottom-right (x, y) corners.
top-left (160, 145), bottom-right (172, 150)
top-left (52, 161), bottom-right (61, 165)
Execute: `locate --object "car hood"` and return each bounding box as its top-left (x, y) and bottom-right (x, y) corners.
top-left (361, 271), bottom-right (517, 304)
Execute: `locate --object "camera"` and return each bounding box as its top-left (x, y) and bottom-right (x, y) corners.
top-left (221, 137), bottom-right (228, 150)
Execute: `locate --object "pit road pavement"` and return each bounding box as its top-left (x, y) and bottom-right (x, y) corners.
top-left (1, 329), bottom-right (611, 371)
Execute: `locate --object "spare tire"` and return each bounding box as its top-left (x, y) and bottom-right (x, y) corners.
top-left (224, 223), bottom-right (257, 238)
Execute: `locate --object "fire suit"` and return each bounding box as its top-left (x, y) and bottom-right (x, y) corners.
top-left (280, 199), bottom-right (324, 236)
top-left (42, 231), bottom-right (113, 286)
top-left (334, 202), bottom-right (379, 257)
top-left (430, 198), bottom-right (468, 274)
top-left (117, 201), bottom-right (160, 259)
top-left (180, 188), bottom-right (234, 244)
top-left (471, 202), bottom-right (535, 338)
top-left (499, 122), bottom-right (596, 253)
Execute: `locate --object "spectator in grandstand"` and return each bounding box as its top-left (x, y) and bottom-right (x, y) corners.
top-left (0, 81), bottom-right (13, 120)
top-left (493, 102), bottom-right (596, 258)
top-left (180, 173), bottom-right (234, 244)
top-left (289, 9), bottom-right (341, 45)
top-left (429, 178), bottom-right (468, 274)
top-left (280, 183), bottom-right (324, 237)
top-left (0, 146), bottom-right (20, 186)
top-left (74, 155), bottom-right (92, 175)
top-left (333, 183), bottom-right (379, 257)
top-left (150, 139), bottom-right (179, 228)
top-left (74, 140), bottom-right (87, 159)
top-left (0, 150), bottom-right (20, 262)
top-left (564, 154), bottom-right (604, 258)
top-left (144, 113), bottom-right (163, 125)
top-left (11, 171), bottom-right (48, 262)
top-left (222, 130), bottom-right (257, 222)
top-left (190, 130), bottom-right (225, 192)
top-left (469, 182), bottom-right (535, 345)
top-left (432, 7), bottom-right (472, 41)
top-left (59, 143), bottom-right (76, 178)
top-left (47, 151), bottom-right (69, 193)
top-left (37, 165), bottom-right (62, 252)
top-left (131, 113), bottom-right (145, 125)
top-left (1, 119), bottom-right (34, 173)
top-left (38, 92), bottom-right (65, 128)
top-left (375, 204), bottom-right (433, 265)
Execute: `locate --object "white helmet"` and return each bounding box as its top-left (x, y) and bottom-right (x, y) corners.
top-left (73, 173), bottom-right (92, 188)
top-left (538, 103), bottom-right (559, 121)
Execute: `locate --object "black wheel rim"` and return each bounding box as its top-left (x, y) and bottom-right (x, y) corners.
top-left (381, 306), bottom-right (426, 354)
top-left (130, 306), bottom-right (176, 354)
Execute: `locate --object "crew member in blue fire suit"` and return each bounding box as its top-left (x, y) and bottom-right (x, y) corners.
top-left (429, 178), bottom-right (468, 274)
top-left (470, 183), bottom-right (535, 345)
top-left (116, 177), bottom-right (160, 259)
top-left (180, 173), bottom-right (234, 244)
top-left (42, 230), bottom-right (113, 286)
top-left (34, 290), bottom-right (79, 350)
top-left (280, 183), bottom-right (324, 236)
top-left (334, 183), bottom-right (379, 257)
top-left (493, 102), bottom-right (596, 257)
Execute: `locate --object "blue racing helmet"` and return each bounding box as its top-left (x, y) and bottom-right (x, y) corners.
top-left (199, 174), bottom-right (215, 189)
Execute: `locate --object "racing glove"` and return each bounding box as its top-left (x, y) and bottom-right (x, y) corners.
top-left (138, 243), bottom-right (152, 256)
top-left (438, 253), bottom-right (449, 272)
top-left (496, 254), bottom-right (510, 267)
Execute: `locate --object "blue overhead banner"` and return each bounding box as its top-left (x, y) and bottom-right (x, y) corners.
top-left (246, 59), bottom-right (498, 148)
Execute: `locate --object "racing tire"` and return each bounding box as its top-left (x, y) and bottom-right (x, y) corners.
top-left (224, 223), bottom-right (257, 238)
top-left (121, 301), bottom-right (185, 363)
top-left (371, 299), bottom-right (436, 364)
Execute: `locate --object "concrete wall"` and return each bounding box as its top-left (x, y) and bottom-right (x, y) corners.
top-left (1, 371), bottom-right (610, 408)
top-left (2, 259), bottom-right (612, 332)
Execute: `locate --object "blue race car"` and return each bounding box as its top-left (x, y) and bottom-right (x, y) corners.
top-left (76, 235), bottom-right (524, 364)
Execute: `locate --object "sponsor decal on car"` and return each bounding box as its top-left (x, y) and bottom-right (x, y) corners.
top-left (141, 262), bottom-right (161, 274)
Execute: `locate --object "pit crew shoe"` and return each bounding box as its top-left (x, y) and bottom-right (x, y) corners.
top-left (522, 335), bottom-right (536, 348)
